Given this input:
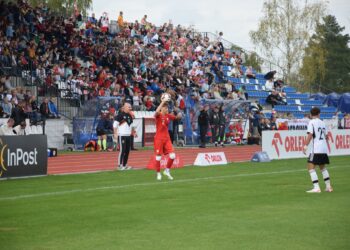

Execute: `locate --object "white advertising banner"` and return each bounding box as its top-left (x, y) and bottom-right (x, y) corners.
top-left (324, 119), bottom-right (338, 131)
top-left (276, 118), bottom-right (338, 131)
top-left (262, 129), bottom-right (350, 159)
top-left (194, 152), bottom-right (228, 166)
top-left (276, 118), bottom-right (309, 130)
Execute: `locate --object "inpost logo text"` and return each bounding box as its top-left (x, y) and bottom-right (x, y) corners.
top-left (7, 148), bottom-right (38, 166)
top-left (0, 139), bottom-right (39, 176)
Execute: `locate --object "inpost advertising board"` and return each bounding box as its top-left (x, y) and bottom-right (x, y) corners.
top-left (0, 135), bottom-right (48, 178)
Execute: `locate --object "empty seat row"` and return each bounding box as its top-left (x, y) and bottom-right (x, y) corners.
top-left (282, 87), bottom-right (296, 93)
top-left (286, 93), bottom-right (309, 99)
top-left (274, 105), bottom-right (300, 112)
top-left (300, 100), bottom-right (323, 106)
top-left (245, 85), bottom-right (261, 91)
top-left (320, 107), bottom-right (337, 113)
top-left (247, 91), bottom-right (269, 98)
top-left (226, 76), bottom-right (266, 85)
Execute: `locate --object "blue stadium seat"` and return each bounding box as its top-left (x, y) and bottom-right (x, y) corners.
top-left (227, 76), bottom-right (233, 81)
top-left (222, 66), bottom-right (231, 71)
top-left (256, 73), bottom-right (265, 79)
top-left (247, 91), bottom-right (269, 98)
top-left (283, 87), bottom-right (296, 93)
top-left (231, 77), bottom-right (240, 83)
top-left (293, 113), bottom-right (305, 119)
top-left (286, 93), bottom-right (309, 99)
top-left (263, 112), bottom-right (272, 118)
top-left (274, 105), bottom-right (299, 112)
top-left (234, 83), bottom-right (243, 89)
top-left (248, 79), bottom-right (256, 84)
top-left (234, 83), bottom-right (242, 89)
top-left (301, 100), bottom-right (323, 106)
top-left (320, 114), bottom-right (334, 119)
top-left (320, 107), bottom-right (337, 113)
top-left (259, 98), bottom-right (267, 105)
top-left (287, 99), bottom-right (296, 105)
top-left (300, 106), bottom-right (313, 112)
top-left (246, 85), bottom-right (258, 91)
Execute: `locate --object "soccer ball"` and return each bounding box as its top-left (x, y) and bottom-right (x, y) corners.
top-left (161, 93), bottom-right (171, 102)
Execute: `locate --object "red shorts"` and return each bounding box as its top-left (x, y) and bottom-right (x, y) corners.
top-left (154, 138), bottom-right (173, 155)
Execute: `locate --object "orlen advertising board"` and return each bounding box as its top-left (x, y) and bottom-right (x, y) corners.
top-left (194, 152), bottom-right (228, 166)
top-left (262, 129), bottom-right (350, 159)
top-left (0, 135), bottom-right (48, 178)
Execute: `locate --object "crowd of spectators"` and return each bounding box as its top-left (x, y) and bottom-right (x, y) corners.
top-left (2, 1), bottom-right (318, 143)
top-left (0, 0), bottom-right (252, 114)
top-left (0, 75), bottom-right (59, 136)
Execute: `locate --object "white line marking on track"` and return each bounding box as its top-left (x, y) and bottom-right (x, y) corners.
top-left (0, 166), bottom-right (345, 201)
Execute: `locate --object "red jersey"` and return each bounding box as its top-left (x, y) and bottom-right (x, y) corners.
top-left (155, 113), bottom-right (176, 140)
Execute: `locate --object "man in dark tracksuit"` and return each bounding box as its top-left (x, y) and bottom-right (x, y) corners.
top-left (198, 105), bottom-right (209, 148)
top-left (209, 105), bottom-right (220, 147)
top-left (218, 105), bottom-right (226, 147)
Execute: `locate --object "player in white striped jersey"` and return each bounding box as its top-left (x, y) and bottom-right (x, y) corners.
top-left (303, 107), bottom-right (333, 193)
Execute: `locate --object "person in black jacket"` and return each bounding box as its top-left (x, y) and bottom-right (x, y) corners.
top-left (96, 112), bottom-right (113, 151)
top-left (10, 100), bottom-right (28, 127)
top-left (198, 104), bottom-right (209, 148)
top-left (218, 105), bottom-right (226, 147)
top-left (209, 105), bottom-right (220, 146)
top-left (266, 90), bottom-right (286, 108)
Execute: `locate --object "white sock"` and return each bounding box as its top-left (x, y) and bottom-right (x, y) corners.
top-left (321, 168), bottom-right (331, 188)
top-left (309, 169), bottom-right (320, 189)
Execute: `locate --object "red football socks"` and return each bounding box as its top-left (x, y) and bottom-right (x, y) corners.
top-left (155, 160), bottom-right (161, 172)
top-left (166, 158), bottom-right (174, 169)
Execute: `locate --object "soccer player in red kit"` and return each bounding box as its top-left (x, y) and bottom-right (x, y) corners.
top-left (154, 99), bottom-right (182, 180)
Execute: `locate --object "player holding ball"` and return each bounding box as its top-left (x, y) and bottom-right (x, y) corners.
top-left (154, 93), bottom-right (182, 180)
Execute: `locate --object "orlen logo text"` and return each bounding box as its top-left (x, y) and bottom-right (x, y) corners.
top-left (335, 134), bottom-right (350, 149)
top-left (272, 133), bottom-right (307, 157)
top-left (205, 154), bottom-right (223, 163)
top-left (0, 139), bottom-right (38, 176)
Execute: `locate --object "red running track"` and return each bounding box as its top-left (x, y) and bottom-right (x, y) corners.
top-left (48, 145), bottom-right (262, 175)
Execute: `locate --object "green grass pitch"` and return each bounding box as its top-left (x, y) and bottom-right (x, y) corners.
top-left (0, 156), bottom-right (349, 250)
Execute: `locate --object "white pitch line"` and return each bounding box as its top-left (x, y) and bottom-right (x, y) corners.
top-left (0, 166), bottom-right (343, 201)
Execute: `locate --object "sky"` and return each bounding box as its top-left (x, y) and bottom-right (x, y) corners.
top-left (90, 0), bottom-right (350, 52)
